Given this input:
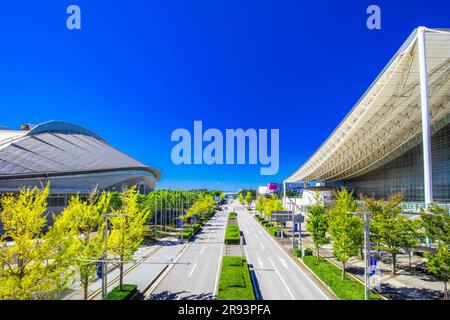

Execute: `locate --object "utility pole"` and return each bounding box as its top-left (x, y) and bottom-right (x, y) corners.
top-left (349, 211), bottom-right (371, 300)
top-left (101, 213), bottom-right (127, 300)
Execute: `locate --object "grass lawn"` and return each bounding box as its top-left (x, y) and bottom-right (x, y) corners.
top-left (218, 256), bottom-right (255, 300)
top-left (107, 284), bottom-right (138, 300)
top-left (302, 256), bottom-right (379, 300)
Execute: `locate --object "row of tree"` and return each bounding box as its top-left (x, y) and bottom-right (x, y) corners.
top-left (0, 185), bottom-right (218, 300)
top-left (305, 188), bottom-right (450, 299)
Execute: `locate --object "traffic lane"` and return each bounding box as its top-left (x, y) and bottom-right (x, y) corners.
top-left (237, 208), bottom-right (294, 300)
top-left (240, 208), bottom-right (326, 300)
top-left (237, 206), bottom-right (326, 300)
top-left (149, 211), bottom-right (227, 300)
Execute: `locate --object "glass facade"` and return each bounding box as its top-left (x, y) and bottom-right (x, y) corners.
top-left (344, 123), bottom-right (450, 203)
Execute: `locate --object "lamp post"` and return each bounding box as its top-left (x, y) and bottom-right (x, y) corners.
top-left (101, 213), bottom-right (127, 300)
top-left (349, 211), bottom-right (371, 300)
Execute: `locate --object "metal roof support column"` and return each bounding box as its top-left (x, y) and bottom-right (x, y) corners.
top-left (417, 26), bottom-right (433, 206)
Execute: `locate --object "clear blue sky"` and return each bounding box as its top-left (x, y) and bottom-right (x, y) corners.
top-left (0, 1), bottom-right (449, 190)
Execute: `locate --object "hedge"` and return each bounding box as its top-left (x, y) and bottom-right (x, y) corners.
top-left (107, 284), bottom-right (138, 300)
top-left (217, 257), bottom-right (255, 300)
top-left (224, 224), bottom-right (241, 244)
top-left (229, 212), bottom-right (237, 219)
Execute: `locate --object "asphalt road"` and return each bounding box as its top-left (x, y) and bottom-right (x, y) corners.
top-left (233, 202), bottom-right (327, 300)
top-left (146, 208), bottom-right (228, 300)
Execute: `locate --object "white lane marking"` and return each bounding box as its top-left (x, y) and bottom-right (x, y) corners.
top-left (254, 234), bottom-right (259, 240)
top-left (248, 211), bottom-right (329, 300)
top-left (257, 256), bottom-right (264, 268)
top-left (259, 243), bottom-right (265, 250)
top-left (200, 246), bottom-right (205, 255)
top-left (188, 262), bottom-right (197, 277)
top-left (268, 257), bottom-right (295, 300)
top-left (279, 257), bottom-right (288, 269)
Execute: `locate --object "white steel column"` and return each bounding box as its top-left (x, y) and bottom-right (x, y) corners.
top-left (417, 26), bottom-right (433, 206)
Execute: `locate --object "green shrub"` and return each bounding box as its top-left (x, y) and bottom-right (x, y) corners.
top-left (229, 212), bottom-right (237, 219)
top-left (224, 224), bottom-right (241, 244)
top-left (107, 284), bottom-right (138, 300)
top-left (218, 257), bottom-right (255, 300)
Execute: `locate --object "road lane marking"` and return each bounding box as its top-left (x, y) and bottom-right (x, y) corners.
top-left (188, 263), bottom-right (197, 277)
top-left (200, 246), bottom-right (205, 255)
top-left (268, 257), bottom-right (295, 300)
top-left (254, 234), bottom-right (259, 240)
top-left (257, 256), bottom-right (263, 268)
top-left (245, 209), bottom-right (329, 300)
top-left (259, 243), bottom-right (265, 250)
top-left (279, 257), bottom-right (288, 269)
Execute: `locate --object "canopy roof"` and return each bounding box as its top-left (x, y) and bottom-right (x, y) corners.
top-left (287, 28), bottom-right (450, 183)
top-left (0, 120), bottom-right (161, 180)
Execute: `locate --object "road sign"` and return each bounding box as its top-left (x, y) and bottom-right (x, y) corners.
top-left (271, 211), bottom-right (304, 223)
top-left (96, 262), bottom-right (102, 279)
top-left (369, 257), bottom-right (377, 277)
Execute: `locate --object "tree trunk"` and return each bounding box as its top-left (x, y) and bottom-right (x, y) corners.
top-left (342, 262), bottom-right (346, 280)
top-left (83, 281), bottom-right (88, 300)
top-left (119, 261), bottom-right (124, 290)
top-left (317, 247), bottom-right (320, 261)
top-left (444, 281), bottom-right (448, 300)
top-left (391, 253), bottom-right (396, 275)
top-left (408, 252), bottom-right (412, 269)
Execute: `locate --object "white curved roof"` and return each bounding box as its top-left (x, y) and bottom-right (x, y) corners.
top-left (0, 120), bottom-right (161, 180)
top-left (287, 28), bottom-right (450, 182)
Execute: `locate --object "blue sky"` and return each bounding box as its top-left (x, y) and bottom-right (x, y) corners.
top-left (0, 1), bottom-right (449, 190)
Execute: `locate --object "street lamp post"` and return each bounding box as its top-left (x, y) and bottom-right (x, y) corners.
top-left (101, 213), bottom-right (127, 300)
top-left (349, 211), bottom-right (371, 300)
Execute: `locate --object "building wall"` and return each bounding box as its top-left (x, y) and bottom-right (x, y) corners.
top-left (344, 123), bottom-right (450, 203)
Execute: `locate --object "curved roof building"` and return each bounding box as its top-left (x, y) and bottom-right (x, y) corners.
top-left (0, 120), bottom-right (160, 200)
top-left (286, 27), bottom-right (450, 205)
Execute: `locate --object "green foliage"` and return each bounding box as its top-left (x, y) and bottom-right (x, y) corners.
top-left (421, 204), bottom-right (450, 245)
top-left (108, 186), bottom-right (149, 290)
top-left (367, 193), bottom-right (421, 274)
top-left (0, 185), bottom-right (70, 300)
top-left (218, 257), bottom-right (255, 300)
top-left (229, 211), bottom-right (237, 219)
top-left (425, 242), bottom-right (450, 299)
top-left (107, 284), bottom-right (138, 300)
top-left (328, 188), bottom-right (363, 278)
top-left (224, 224), bottom-right (241, 244)
top-left (306, 191), bottom-right (329, 259)
top-left (303, 256), bottom-right (379, 300)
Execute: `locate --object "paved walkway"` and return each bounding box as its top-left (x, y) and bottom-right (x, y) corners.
top-left (63, 237), bottom-right (185, 300)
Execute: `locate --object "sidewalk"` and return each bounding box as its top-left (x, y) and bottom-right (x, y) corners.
top-left (281, 224), bottom-right (444, 300)
top-left (63, 237), bottom-right (186, 300)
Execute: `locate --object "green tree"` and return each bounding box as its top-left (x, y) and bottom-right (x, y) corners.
top-left (306, 192), bottom-right (329, 260)
top-left (328, 188), bottom-right (363, 279)
top-left (238, 193), bottom-right (244, 205)
top-left (368, 193), bottom-right (421, 275)
top-left (425, 243), bottom-right (450, 300)
top-left (420, 204), bottom-right (450, 245)
top-left (329, 212), bottom-right (362, 279)
top-left (0, 185), bottom-right (69, 299)
top-left (108, 186), bottom-right (148, 290)
top-left (53, 189), bottom-right (110, 300)
top-left (255, 196), bottom-right (266, 216)
top-left (245, 191), bottom-right (253, 208)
